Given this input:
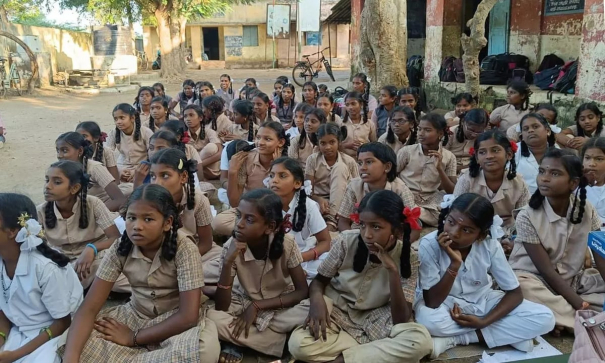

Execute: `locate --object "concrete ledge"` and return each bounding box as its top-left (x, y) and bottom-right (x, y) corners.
top-left (64, 84), bottom-right (138, 95)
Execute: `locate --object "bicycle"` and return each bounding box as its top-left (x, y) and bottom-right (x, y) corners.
top-left (292, 47), bottom-right (335, 87)
top-left (136, 50), bottom-right (148, 71)
top-left (0, 53), bottom-right (22, 98)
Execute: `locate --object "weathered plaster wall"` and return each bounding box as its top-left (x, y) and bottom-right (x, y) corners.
top-left (576, 0), bottom-right (605, 101)
top-left (424, 0), bottom-right (445, 83)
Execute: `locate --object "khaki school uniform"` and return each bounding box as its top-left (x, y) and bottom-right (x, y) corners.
top-left (397, 144), bottom-right (457, 227)
top-left (288, 134), bottom-right (316, 170)
top-left (188, 126), bottom-right (221, 179)
top-left (305, 152), bottom-right (360, 220)
top-left (227, 122), bottom-right (259, 141)
top-left (329, 113), bottom-right (343, 126)
top-left (87, 159), bottom-right (117, 203)
top-left (342, 121), bottom-right (378, 158)
top-left (256, 114), bottom-right (281, 125)
top-left (207, 234), bottom-right (308, 357)
top-left (453, 170), bottom-right (529, 233)
top-left (214, 113), bottom-right (233, 141)
top-left (490, 104), bottom-right (530, 132)
top-left (99, 146), bottom-right (117, 169)
top-left (184, 144), bottom-right (201, 163)
top-left (338, 177), bottom-right (417, 229)
top-left (139, 112), bottom-right (151, 127)
top-left (288, 230), bottom-right (432, 363)
top-left (509, 198), bottom-right (605, 328)
top-left (444, 110), bottom-right (460, 126)
top-left (378, 132), bottom-right (407, 154)
top-left (105, 126), bottom-right (154, 181)
top-left (57, 231), bottom-right (220, 362)
top-left (445, 126), bottom-right (474, 173)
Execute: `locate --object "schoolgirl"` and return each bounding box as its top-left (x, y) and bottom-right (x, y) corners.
top-left (194, 81), bottom-right (215, 106)
top-left (272, 79), bottom-right (286, 107)
top-left (222, 99), bottom-right (259, 142)
top-left (371, 85), bottom-right (398, 137)
top-left (275, 83), bottom-right (297, 127)
top-left (489, 80), bottom-right (532, 132)
top-left (444, 93), bottom-right (476, 127)
top-left (397, 87), bottom-right (424, 121)
top-left (56, 132), bottom-right (127, 212)
top-left (60, 184), bottom-right (220, 363)
top-left (287, 104), bottom-right (313, 140)
top-left (148, 96), bottom-right (170, 131)
top-left (515, 113), bottom-right (558, 194)
top-left (397, 113), bottom-right (457, 227)
top-left (378, 106), bottom-right (417, 154)
top-left (305, 123), bottom-right (360, 230)
top-left (201, 94), bottom-right (232, 140)
top-left (556, 103), bottom-right (604, 151)
top-left (507, 103), bottom-right (560, 142)
top-left (216, 74), bottom-right (234, 106)
top-left (317, 93), bottom-right (342, 125)
top-left (288, 190), bottom-right (432, 363)
top-left (183, 104), bottom-right (223, 180)
top-left (253, 92), bottom-right (280, 125)
top-left (302, 81), bottom-right (319, 107)
top-left (229, 85), bottom-right (251, 113)
top-left (105, 103), bottom-right (154, 182)
top-left (207, 189), bottom-right (309, 361)
top-left (288, 107), bottom-right (327, 170)
top-left (152, 82), bottom-right (172, 105)
top-left (159, 120), bottom-right (202, 163)
top-left (244, 77), bottom-right (257, 88)
top-left (351, 73), bottom-right (377, 118)
top-left (415, 193), bottom-right (554, 358)
top-left (583, 137), bottom-right (605, 228)
top-left (37, 161), bottom-right (122, 290)
top-left (509, 148), bottom-right (605, 333)
top-left (76, 121), bottom-right (119, 181)
top-left (0, 194), bottom-right (83, 363)
top-left (168, 79), bottom-right (197, 117)
top-left (446, 108), bottom-right (489, 174)
top-left (341, 91), bottom-right (377, 158)
top-left (133, 86), bottom-right (154, 126)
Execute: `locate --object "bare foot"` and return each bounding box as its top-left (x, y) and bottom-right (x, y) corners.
top-left (550, 325), bottom-right (564, 337)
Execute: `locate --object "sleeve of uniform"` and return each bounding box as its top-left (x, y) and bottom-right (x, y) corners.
top-left (591, 206), bottom-right (602, 231)
top-left (305, 153), bottom-right (317, 179)
top-left (90, 163), bottom-right (115, 189)
top-left (91, 196), bottom-right (116, 231)
top-left (396, 147), bottom-right (409, 174)
top-left (96, 241), bottom-right (123, 282)
top-left (444, 150), bottom-right (457, 177)
top-left (306, 199), bottom-right (328, 235)
top-left (288, 136), bottom-right (300, 159)
top-left (515, 209), bottom-right (541, 245)
top-left (207, 129), bottom-right (221, 144)
top-left (337, 182), bottom-right (357, 219)
top-left (285, 236), bottom-right (304, 268)
top-left (490, 105), bottom-right (504, 125)
top-left (398, 181), bottom-right (417, 209)
top-left (317, 233), bottom-right (349, 278)
top-left (417, 236), bottom-right (443, 291)
top-left (453, 172), bottom-right (471, 197)
top-left (488, 239), bottom-right (520, 291)
top-left (176, 236), bottom-right (205, 291)
top-left (515, 179), bottom-right (530, 209)
top-left (103, 147), bottom-right (117, 168)
top-left (39, 262), bottom-right (79, 319)
top-left (369, 119), bottom-right (377, 142)
top-left (218, 239), bottom-right (237, 277)
top-left (194, 194), bottom-right (213, 227)
top-left (105, 129), bottom-right (117, 150)
top-left (346, 155), bottom-right (360, 178)
top-left (142, 126), bottom-right (154, 145)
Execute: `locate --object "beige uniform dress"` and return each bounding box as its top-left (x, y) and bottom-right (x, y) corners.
top-left (490, 104), bottom-right (530, 132)
top-left (256, 114), bottom-right (281, 125)
top-left (445, 125), bottom-right (474, 173)
top-left (305, 152), bottom-right (360, 222)
top-left (397, 144), bottom-right (457, 227)
top-left (105, 126), bottom-right (154, 181)
top-left (188, 126), bottom-right (222, 179)
top-left (342, 120), bottom-right (378, 158)
top-left (288, 230), bottom-right (432, 363)
top-left (214, 113), bottom-right (233, 141)
top-left (87, 159), bottom-right (118, 203)
top-left (57, 232), bottom-right (220, 362)
top-left (288, 134), bottom-right (317, 170)
top-left (453, 170), bottom-right (530, 234)
top-left (378, 132), bottom-right (408, 155)
top-left (227, 122), bottom-right (259, 141)
top-left (99, 145), bottom-right (117, 169)
top-left (444, 110), bottom-right (460, 127)
top-left (509, 198), bottom-right (605, 328)
top-left (207, 234), bottom-right (308, 357)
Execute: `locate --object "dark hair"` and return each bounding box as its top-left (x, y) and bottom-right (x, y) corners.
top-left (581, 137), bottom-right (605, 161)
top-left (56, 132), bottom-right (94, 172)
top-left (240, 189), bottom-right (286, 260)
top-left (226, 140), bottom-right (255, 160)
top-left (183, 104), bottom-right (206, 141)
top-left (342, 91), bottom-right (368, 125)
top-left (260, 121), bottom-right (290, 157)
top-left (317, 93), bottom-right (337, 123)
top-left (149, 148), bottom-right (197, 210)
top-left (161, 120), bottom-right (189, 152)
top-left (148, 96), bottom-right (169, 131)
top-left (201, 95), bottom-right (224, 131)
top-left (535, 103), bottom-right (558, 123)
top-left (233, 99), bottom-right (257, 142)
top-left (246, 87), bottom-right (260, 100)
top-left (451, 93), bottom-right (476, 107)
top-left (276, 76), bottom-right (289, 84)
top-left (150, 130), bottom-right (183, 153)
top-left (507, 80), bottom-right (532, 111)
top-left (134, 86), bottom-right (154, 111)
top-left (468, 130), bottom-right (517, 180)
top-left (317, 122), bottom-right (347, 145)
top-left (397, 87), bottom-right (424, 120)
top-left (299, 107), bottom-right (327, 151)
top-left (112, 103), bottom-right (141, 144)
top-left (239, 85), bottom-right (250, 100)
top-left (378, 86), bottom-right (398, 109)
top-left (519, 113), bottom-right (556, 157)
top-left (529, 148), bottom-right (587, 224)
top-left (293, 103), bottom-right (313, 129)
top-left (245, 78), bottom-right (257, 86)
top-left (302, 81), bottom-right (319, 105)
top-left (0, 193), bottom-right (71, 267)
top-left (198, 81), bottom-right (215, 93)
top-left (438, 193), bottom-right (495, 237)
top-left (357, 142), bottom-right (397, 182)
top-left (352, 190), bottom-right (412, 278)
top-left (76, 121), bottom-right (105, 163)
top-left (386, 106), bottom-right (417, 146)
top-left (220, 74), bottom-right (233, 96)
top-left (44, 161), bottom-right (90, 229)
top-left (575, 103), bottom-right (604, 137)
top-left (419, 113), bottom-right (449, 146)
top-left (152, 82), bottom-right (165, 93)
top-left (456, 108), bottom-right (489, 143)
top-left (271, 157), bottom-right (307, 232)
top-left (182, 79), bottom-right (195, 89)
top-left (253, 92), bottom-right (272, 123)
top-left (118, 184), bottom-right (179, 260)
top-left (352, 73), bottom-right (371, 109)
top-left (278, 83), bottom-right (297, 109)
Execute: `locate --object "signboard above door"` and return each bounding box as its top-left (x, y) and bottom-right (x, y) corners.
top-left (544, 0), bottom-right (585, 15)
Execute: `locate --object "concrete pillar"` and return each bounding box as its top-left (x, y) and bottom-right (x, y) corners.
top-left (425, 0), bottom-right (445, 83)
top-left (443, 0), bottom-right (463, 58)
top-left (509, 0), bottom-right (543, 70)
top-left (576, 0), bottom-right (605, 101)
top-left (191, 26), bottom-right (203, 65)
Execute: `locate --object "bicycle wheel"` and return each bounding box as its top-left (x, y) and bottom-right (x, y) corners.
top-left (292, 63), bottom-right (312, 87)
top-left (324, 60), bottom-right (335, 82)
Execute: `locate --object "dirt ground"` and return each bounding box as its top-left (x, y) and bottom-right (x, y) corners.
top-left (0, 68), bottom-right (574, 362)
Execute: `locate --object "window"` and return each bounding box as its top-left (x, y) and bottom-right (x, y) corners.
top-left (305, 31), bottom-right (321, 46)
top-left (242, 26), bottom-right (259, 47)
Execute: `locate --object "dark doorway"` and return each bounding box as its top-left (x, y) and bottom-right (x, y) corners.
top-left (203, 27), bottom-right (220, 60)
top-left (463, 0), bottom-right (491, 62)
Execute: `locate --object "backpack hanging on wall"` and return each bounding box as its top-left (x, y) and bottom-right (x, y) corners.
top-left (439, 56), bottom-right (457, 82)
top-left (407, 55), bottom-right (424, 87)
top-left (552, 60), bottom-right (578, 94)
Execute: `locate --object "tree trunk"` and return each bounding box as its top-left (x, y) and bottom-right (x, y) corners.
top-left (357, 0), bottom-right (409, 92)
top-left (461, 0), bottom-right (498, 98)
top-left (169, 16), bottom-right (185, 73)
top-left (0, 6), bottom-right (9, 27)
top-left (154, 8), bottom-right (180, 78)
top-left (0, 30), bottom-right (39, 94)
top-left (179, 16), bottom-right (189, 67)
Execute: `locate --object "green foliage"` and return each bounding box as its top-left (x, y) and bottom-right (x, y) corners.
top-left (59, 0), bottom-right (140, 26)
top-left (0, 0), bottom-right (43, 22)
top-left (13, 13), bottom-right (87, 31)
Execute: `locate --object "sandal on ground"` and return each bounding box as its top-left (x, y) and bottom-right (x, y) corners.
top-left (219, 344), bottom-right (243, 363)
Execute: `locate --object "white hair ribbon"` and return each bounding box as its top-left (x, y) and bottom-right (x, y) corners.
top-left (515, 124), bottom-right (521, 133)
top-left (263, 176), bottom-right (271, 188)
top-left (303, 180), bottom-right (313, 196)
top-left (440, 194), bottom-right (457, 209)
top-left (15, 219), bottom-right (44, 251)
top-left (549, 124), bottom-right (561, 134)
top-left (489, 215), bottom-right (505, 241)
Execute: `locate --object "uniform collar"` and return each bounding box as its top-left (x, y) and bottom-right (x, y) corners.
top-left (131, 244), bottom-right (164, 274)
top-left (319, 152), bottom-right (342, 168)
top-left (363, 180), bottom-right (392, 194)
top-left (543, 196), bottom-right (576, 223)
top-left (53, 198), bottom-right (80, 221)
top-left (478, 170), bottom-right (511, 203)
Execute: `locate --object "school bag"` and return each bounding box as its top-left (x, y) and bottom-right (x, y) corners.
top-left (569, 309), bottom-right (605, 363)
top-left (497, 53), bottom-right (533, 83)
top-left (537, 53), bottom-right (564, 72)
top-left (454, 58), bottom-right (465, 83)
top-left (439, 56), bottom-right (457, 82)
top-left (407, 55), bottom-right (424, 88)
top-left (552, 60), bottom-right (578, 94)
top-left (480, 55), bottom-right (509, 73)
top-left (534, 66), bottom-right (562, 90)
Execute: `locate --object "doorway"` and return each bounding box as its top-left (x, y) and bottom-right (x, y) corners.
top-left (488, 0), bottom-right (511, 55)
top-left (463, 0), bottom-right (492, 62)
top-left (203, 27), bottom-right (220, 60)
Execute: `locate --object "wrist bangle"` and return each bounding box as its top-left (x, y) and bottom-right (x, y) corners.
top-left (312, 248), bottom-right (319, 260)
top-left (86, 243), bottom-right (98, 257)
top-left (447, 268), bottom-right (458, 278)
top-left (217, 283), bottom-right (232, 290)
top-left (252, 301), bottom-right (261, 311)
top-left (0, 331), bottom-right (6, 340)
top-left (133, 329), bottom-right (140, 347)
top-left (40, 327), bottom-right (52, 340)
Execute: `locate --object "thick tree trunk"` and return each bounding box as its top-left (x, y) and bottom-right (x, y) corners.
top-left (169, 16), bottom-right (185, 72)
top-left (154, 8), bottom-right (180, 78)
top-left (461, 0), bottom-right (498, 98)
top-left (0, 30), bottom-right (38, 94)
top-left (0, 6), bottom-right (9, 27)
top-left (357, 0), bottom-right (409, 91)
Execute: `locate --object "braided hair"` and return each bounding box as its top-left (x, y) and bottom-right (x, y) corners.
top-left (468, 130), bottom-right (517, 180)
top-left (117, 184), bottom-right (179, 260)
top-left (260, 121), bottom-right (290, 157)
top-left (317, 122), bottom-right (348, 148)
top-left (112, 103), bottom-right (141, 144)
top-left (419, 113), bottom-right (450, 146)
top-left (528, 148), bottom-right (587, 224)
top-left (161, 120), bottom-right (189, 152)
top-left (0, 193), bottom-right (70, 267)
top-left (278, 83), bottom-right (296, 108)
top-left (240, 189), bottom-right (286, 260)
top-left (44, 160), bottom-right (90, 230)
top-left (299, 107), bottom-right (327, 152)
top-left (438, 193), bottom-right (495, 238)
top-left (201, 95), bottom-right (224, 131)
top-left (351, 190), bottom-right (412, 278)
top-left (150, 148), bottom-right (197, 210)
top-left (183, 104), bottom-right (206, 141)
top-left (342, 91), bottom-right (368, 125)
top-left (76, 121), bottom-right (105, 163)
top-left (254, 92), bottom-right (273, 123)
top-left (148, 96), bottom-right (169, 131)
top-left (575, 103), bottom-right (604, 138)
top-left (271, 157), bottom-right (308, 232)
top-left (220, 74), bottom-right (233, 97)
top-left (456, 108), bottom-right (489, 143)
top-left (387, 106), bottom-right (417, 146)
top-left (507, 80), bottom-right (532, 111)
top-left (55, 132), bottom-right (94, 172)
top-left (233, 99), bottom-right (257, 142)
top-left (519, 113), bottom-right (556, 157)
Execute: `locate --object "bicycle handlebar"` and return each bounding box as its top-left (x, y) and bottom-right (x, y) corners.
top-left (304, 47), bottom-right (331, 58)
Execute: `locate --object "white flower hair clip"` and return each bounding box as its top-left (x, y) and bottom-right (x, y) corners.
top-left (549, 124), bottom-right (561, 134)
top-left (489, 215), bottom-right (505, 241)
top-left (440, 194), bottom-right (457, 209)
top-left (302, 180), bottom-right (313, 196)
top-left (263, 176), bottom-right (271, 188)
top-left (16, 214), bottom-right (44, 251)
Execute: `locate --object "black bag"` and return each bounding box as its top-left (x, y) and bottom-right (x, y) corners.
top-left (497, 53), bottom-right (533, 83)
top-left (407, 55), bottom-right (424, 87)
top-left (481, 55), bottom-right (508, 73)
top-left (553, 61), bottom-right (578, 94)
top-left (439, 56), bottom-right (457, 82)
top-left (534, 66), bottom-right (562, 90)
top-left (454, 58), bottom-right (465, 83)
top-left (480, 70), bottom-right (509, 85)
top-left (537, 54), bottom-right (564, 72)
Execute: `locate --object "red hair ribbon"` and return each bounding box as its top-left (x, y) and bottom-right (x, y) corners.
top-left (509, 140), bottom-right (518, 153)
top-left (182, 131), bottom-right (191, 144)
top-left (282, 213), bottom-right (293, 233)
top-left (349, 202), bottom-right (360, 224)
top-left (446, 126), bottom-right (453, 136)
top-left (99, 132), bottom-right (108, 143)
top-left (403, 207), bottom-right (422, 230)
top-left (468, 147), bottom-right (475, 156)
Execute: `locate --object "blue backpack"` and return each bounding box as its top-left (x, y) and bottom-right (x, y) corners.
top-left (534, 66), bottom-right (562, 90)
